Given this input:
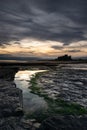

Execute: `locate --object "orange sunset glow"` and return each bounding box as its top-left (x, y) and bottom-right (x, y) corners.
top-left (0, 38), bottom-right (87, 58)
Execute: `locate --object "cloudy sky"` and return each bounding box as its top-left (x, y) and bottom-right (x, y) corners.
top-left (0, 0), bottom-right (87, 58)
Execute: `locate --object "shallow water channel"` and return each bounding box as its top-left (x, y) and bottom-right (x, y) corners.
top-left (14, 70), bottom-right (47, 114)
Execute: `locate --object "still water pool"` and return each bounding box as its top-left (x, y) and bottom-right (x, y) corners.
top-left (15, 70), bottom-right (47, 113)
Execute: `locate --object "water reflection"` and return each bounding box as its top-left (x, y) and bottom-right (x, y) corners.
top-left (15, 70), bottom-right (47, 113)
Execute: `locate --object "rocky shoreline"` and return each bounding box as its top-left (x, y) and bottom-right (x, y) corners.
top-left (37, 65), bottom-right (87, 107)
top-left (1, 65), bottom-right (87, 130)
top-left (30, 64), bottom-right (87, 129)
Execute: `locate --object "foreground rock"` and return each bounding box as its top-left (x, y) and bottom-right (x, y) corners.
top-left (39, 115), bottom-right (87, 130)
top-left (0, 80), bottom-right (23, 118)
top-left (0, 67), bottom-right (24, 129)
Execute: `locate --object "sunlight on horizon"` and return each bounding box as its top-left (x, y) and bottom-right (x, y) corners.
top-left (0, 38), bottom-right (87, 58)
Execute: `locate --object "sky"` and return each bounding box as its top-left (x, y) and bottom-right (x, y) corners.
top-left (0, 0), bottom-right (87, 59)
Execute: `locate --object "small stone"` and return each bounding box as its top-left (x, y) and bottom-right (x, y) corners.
top-left (33, 123), bottom-right (41, 128)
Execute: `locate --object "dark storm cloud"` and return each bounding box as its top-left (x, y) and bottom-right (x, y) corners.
top-left (68, 50), bottom-right (82, 53)
top-left (0, 0), bottom-right (87, 45)
top-left (51, 45), bottom-right (63, 50)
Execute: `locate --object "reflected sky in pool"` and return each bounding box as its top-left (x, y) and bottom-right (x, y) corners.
top-left (15, 70), bottom-right (47, 113)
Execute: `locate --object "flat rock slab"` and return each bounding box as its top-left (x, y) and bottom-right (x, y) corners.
top-left (39, 115), bottom-right (87, 130)
top-left (37, 67), bottom-right (87, 107)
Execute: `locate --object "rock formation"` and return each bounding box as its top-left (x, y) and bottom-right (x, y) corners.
top-left (56, 54), bottom-right (72, 61)
top-left (0, 67), bottom-right (24, 129)
top-left (0, 67), bottom-right (19, 81)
